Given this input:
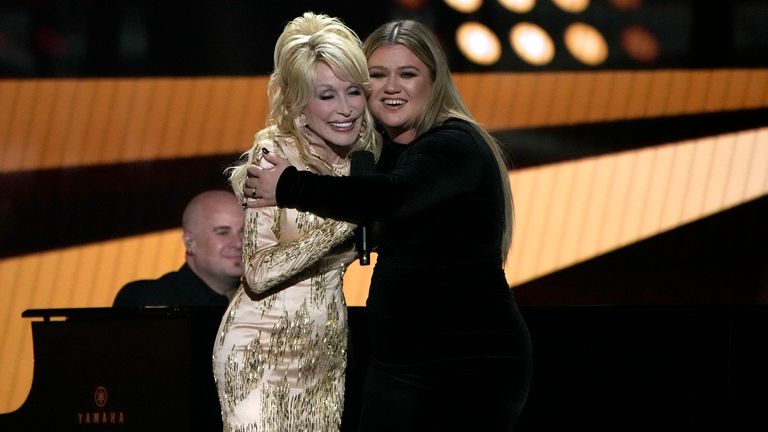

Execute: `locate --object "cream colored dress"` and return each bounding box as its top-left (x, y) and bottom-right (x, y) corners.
top-left (213, 137), bottom-right (355, 432)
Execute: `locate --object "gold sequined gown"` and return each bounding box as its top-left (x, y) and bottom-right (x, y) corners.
top-left (212, 138), bottom-right (355, 432)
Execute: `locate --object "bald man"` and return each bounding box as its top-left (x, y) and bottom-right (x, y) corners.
top-left (114, 190), bottom-right (244, 308)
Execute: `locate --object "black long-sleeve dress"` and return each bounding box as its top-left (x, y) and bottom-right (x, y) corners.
top-left (276, 118), bottom-right (533, 431)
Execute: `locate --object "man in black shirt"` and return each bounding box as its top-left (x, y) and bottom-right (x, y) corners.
top-left (113, 190), bottom-right (244, 307)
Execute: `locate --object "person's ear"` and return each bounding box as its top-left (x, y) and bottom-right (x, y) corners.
top-left (183, 233), bottom-right (195, 254)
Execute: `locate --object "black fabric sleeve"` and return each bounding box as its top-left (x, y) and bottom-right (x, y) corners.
top-left (276, 125), bottom-right (486, 222)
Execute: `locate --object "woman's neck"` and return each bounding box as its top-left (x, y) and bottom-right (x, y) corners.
top-left (386, 127), bottom-right (417, 145)
top-left (308, 140), bottom-right (348, 165)
top-left (301, 127), bottom-right (349, 163)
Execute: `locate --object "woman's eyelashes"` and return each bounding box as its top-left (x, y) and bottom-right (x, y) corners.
top-left (368, 70), bottom-right (418, 80)
top-left (318, 86), bottom-right (362, 100)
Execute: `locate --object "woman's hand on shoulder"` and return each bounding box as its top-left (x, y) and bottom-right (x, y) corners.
top-left (244, 151), bottom-right (291, 208)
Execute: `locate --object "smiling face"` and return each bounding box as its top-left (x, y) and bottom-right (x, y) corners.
top-left (301, 62), bottom-right (367, 157)
top-left (367, 44), bottom-right (433, 144)
top-left (183, 191), bottom-right (244, 296)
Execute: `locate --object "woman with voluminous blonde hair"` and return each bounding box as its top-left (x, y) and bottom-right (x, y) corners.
top-left (212, 12), bottom-right (380, 431)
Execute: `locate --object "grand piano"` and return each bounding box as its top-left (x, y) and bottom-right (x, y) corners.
top-left (0, 306), bottom-right (371, 432)
top-left (2, 305), bottom-right (767, 431)
top-left (0, 307), bottom-right (226, 431)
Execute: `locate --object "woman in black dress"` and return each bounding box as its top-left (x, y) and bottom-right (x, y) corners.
top-left (246, 19), bottom-right (532, 432)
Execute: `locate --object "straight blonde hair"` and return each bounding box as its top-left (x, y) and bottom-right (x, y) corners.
top-left (363, 20), bottom-right (514, 261)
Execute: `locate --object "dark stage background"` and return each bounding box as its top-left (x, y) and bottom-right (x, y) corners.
top-left (1, 0), bottom-right (767, 429)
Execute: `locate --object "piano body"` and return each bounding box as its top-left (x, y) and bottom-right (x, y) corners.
top-left (3, 305), bottom-right (767, 431)
top-left (0, 307), bottom-right (225, 431)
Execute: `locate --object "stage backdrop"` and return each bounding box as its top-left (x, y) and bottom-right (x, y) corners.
top-left (2, 69), bottom-right (768, 412)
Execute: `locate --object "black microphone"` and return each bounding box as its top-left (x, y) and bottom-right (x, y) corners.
top-left (349, 151), bottom-right (375, 265)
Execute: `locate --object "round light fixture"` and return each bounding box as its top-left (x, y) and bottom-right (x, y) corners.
top-left (497, 0), bottom-right (536, 13)
top-left (564, 22), bottom-right (608, 65)
top-left (456, 22), bottom-right (502, 65)
top-left (620, 24), bottom-right (659, 64)
top-left (552, 0), bottom-right (590, 13)
top-left (509, 22), bottom-right (555, 66)
top-left (444, 0), bottom-right (484, 13)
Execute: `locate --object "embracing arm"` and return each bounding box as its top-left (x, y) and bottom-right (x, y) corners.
top-left (241, 207), bottom-right (354, 295)
top-left (238, 140), bottom-right (355, 296)
top-left (268, 125), bottom-right (486, 222)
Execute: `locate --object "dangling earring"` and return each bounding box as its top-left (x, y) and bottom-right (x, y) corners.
top-left (294, 115), bottom-right (307, 133)
top-left (358, 119), bottom-right (367, 138)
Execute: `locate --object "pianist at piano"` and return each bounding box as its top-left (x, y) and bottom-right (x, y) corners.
top-left (113, 190), bottom-right (244, 308)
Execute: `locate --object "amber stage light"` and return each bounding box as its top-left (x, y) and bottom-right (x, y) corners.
top-left (456, 22), bottom-right (502, 66)
top-left (620, 24), bottom-right (660, 64)
top-left (509, 22), bottom-right (555, 66)
top-left (552, 0), bottom-right (590, 13)
top-left (497, 0), bottom-right (536, 13)
top-left (443, 0), bottom-right (483, 14)
top-left (564, 22), bottom-right (609, 66)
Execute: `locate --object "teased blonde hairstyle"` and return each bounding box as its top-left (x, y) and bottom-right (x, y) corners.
top-left (363, 20), bottom-right (514, 261)
top-left (229, 12), bottom-right (380, 198)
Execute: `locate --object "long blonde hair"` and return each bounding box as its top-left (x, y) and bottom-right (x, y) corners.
top-left (363, 20), bottom-right (514, 261)
top-left (229, 12), bottom-right (380, 199)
